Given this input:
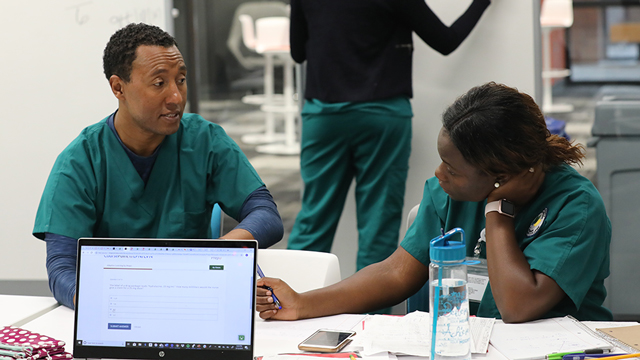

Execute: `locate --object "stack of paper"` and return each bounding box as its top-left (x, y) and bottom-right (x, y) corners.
top-left (351, 311), bottom-right (495, 357)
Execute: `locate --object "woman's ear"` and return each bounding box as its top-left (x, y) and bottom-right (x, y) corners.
top-left (495, 174), bottom-right (511, 185)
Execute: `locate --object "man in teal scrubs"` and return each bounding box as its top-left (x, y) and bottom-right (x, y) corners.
top-left (33, 23), bottom-right (283, 309)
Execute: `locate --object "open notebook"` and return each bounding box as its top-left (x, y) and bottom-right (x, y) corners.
top-left (73, 238), bottom-right (257, 360)
top-left (490, 316), bottom-right (614, 360)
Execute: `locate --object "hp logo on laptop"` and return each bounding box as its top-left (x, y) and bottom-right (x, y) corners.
top-left (158, 351), bottom-right (165, 357)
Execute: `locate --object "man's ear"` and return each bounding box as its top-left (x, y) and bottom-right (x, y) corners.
top-left (109, 75), bottom-right (126, 100)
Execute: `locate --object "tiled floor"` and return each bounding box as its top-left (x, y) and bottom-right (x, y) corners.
top-left (200, 102), bottom-right (302, 248)
top-left (200, 81), bottom-right (611, 248)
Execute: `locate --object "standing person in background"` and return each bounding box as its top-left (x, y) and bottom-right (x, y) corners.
top-left (287, 0), bottom-right (492, 284)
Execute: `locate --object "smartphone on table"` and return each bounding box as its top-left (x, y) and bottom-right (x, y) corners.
top-left (298, 329), bottom-right (357, 352)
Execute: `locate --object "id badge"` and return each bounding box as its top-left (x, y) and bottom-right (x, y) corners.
top-left (467, 258), bottom-right (489, 303)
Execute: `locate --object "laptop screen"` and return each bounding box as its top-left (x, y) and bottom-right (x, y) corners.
top-left (73, 238), bottom-right (257, 360)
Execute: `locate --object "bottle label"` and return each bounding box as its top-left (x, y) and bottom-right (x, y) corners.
top-left (431, 279), bottom-right (471, 357)
top-left (435, 288), bottom-right (467, 316)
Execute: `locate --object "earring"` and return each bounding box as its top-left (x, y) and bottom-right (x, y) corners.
top-left (529, 167), bottom-right (535, 173)
top-left (494, 182), bottom-right (500, 188)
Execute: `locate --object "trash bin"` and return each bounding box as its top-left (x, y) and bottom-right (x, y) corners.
top-left (590, 86), bottom-right (640, 320)
top-left (545, 116), bottom-right (570, 140)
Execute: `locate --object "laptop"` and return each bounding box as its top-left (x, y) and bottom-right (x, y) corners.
top-left (73, 238), bottom-right (258, 360)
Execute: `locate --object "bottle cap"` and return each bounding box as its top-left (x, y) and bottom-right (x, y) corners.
top-left (430, 228), bottom-right (466, 263)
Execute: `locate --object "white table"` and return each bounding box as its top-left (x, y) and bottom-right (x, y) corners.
top-left (13, 302), bottom-right (637, 360)
top-left (19, 308), bottom-right (364, 357)
top-left (18, 305), bottom-right (74, 346)
top-left (256, 314), bottom-right (365, 356)
top-left (0, 294), bottom-right (59, 327)
top-left (17, 308), bottom-right (508, 359)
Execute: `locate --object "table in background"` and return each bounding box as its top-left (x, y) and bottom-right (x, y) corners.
top-left (0, 294), bottom-right (59, 327)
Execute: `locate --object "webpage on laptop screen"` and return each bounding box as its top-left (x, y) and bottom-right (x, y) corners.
top-left (76, 246), bottom-right (254, 349)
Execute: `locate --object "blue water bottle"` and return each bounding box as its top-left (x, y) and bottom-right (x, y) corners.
top-left (429, 228), bottom-right (471, 360)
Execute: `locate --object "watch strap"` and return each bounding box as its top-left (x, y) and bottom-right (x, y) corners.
top-left (485, 199), bottom-right (515, 218)
top-left (485, 201), bottom-right (501, 217)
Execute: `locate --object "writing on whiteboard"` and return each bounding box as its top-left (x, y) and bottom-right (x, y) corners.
top-left (66, 1), bottom-right (162, 28)
top-left (110, 8), bottom-right (162, 28)
top-left (66, 1), bottom-right (91, 25)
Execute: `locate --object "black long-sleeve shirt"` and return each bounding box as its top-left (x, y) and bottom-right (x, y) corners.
top-left (290, 0), bottom-right (491, 103)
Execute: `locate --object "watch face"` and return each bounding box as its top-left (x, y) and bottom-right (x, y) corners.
top-left (501, 200), bottom-right (516, 216)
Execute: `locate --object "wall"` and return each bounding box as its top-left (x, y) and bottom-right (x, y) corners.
top-left (331, 0), bottom-right (542, 279)
top-left (0, 1), bottom-right (172, 282)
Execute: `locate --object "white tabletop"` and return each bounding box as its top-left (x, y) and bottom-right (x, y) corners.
top-left (255, 314), bottom-right (366, 356)
top-left (19, 308), bottom-right (365, 357)
top-left (14, 303), bottom-right (637, 360)
top-left (18, 308), bottom-right (508, 359)
top-left (19, 304), bottom-right (74, 346)
top-left (0, 294), bottom-right (59, 327)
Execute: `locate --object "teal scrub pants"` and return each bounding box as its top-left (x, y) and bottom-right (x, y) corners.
top-left (288, 102), bottom-right (412, 272)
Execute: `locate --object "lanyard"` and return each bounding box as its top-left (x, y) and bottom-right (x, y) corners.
top-left (473, 228), bottom-right (486, 258)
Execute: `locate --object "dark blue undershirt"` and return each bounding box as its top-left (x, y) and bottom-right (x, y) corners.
top-left (107, 113), bottom-right (160, 183)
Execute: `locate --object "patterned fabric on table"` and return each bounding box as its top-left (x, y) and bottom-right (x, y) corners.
top-left (0, 326), bottom-right (72, 360)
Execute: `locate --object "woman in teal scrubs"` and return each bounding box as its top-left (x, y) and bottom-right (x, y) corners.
top-left (255, 82), bottom-right (612, 322)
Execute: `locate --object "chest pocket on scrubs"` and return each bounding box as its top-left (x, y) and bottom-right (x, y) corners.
top-left (169, 209), bottom-right (211, 238)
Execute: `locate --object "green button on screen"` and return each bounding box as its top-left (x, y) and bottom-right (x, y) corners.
top-left (209, 265), bottom-right (224, 270)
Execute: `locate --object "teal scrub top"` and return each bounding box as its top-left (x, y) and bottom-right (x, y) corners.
top-left (401, 164), bottom-right (613, 321)
top-left (33, 113), bottom-right (264, 240)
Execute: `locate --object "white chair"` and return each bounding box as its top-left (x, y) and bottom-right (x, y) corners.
top-left (255, 17), bottom-right (290, 53)
top-left (405, 204), bottom-right (429, 313)
top-left (257, 249), bottom-right (341, 293)
top-left (248, 17), bottom-right (300, 155)
top-left (406, 204), bottom-right (420, 231)
top-left (226, 1), bottom-right (289, 71)
top-left (236, 12), bottom-right (285, 113)
top-left (540, 0), bottom-right (574, 113)
top-left (238, 14), bottom-right (257, 51)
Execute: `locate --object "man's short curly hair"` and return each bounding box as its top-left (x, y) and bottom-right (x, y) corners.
top-left (103, 23), bottom-right (178, 82)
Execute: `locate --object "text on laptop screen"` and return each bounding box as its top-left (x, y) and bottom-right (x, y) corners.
top-left (76, 244), bottom-right (255, 351)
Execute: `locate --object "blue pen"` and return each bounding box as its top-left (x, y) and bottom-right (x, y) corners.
top-left (256, 264), bottom-right (282, 309)
top-left (563, 354), bottom-right (624, 360)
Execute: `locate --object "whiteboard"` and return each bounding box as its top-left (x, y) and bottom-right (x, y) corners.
top-left (331, 0), bottom-right (542, 278)
top-left (0, 1), bottom-right (172, 280)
